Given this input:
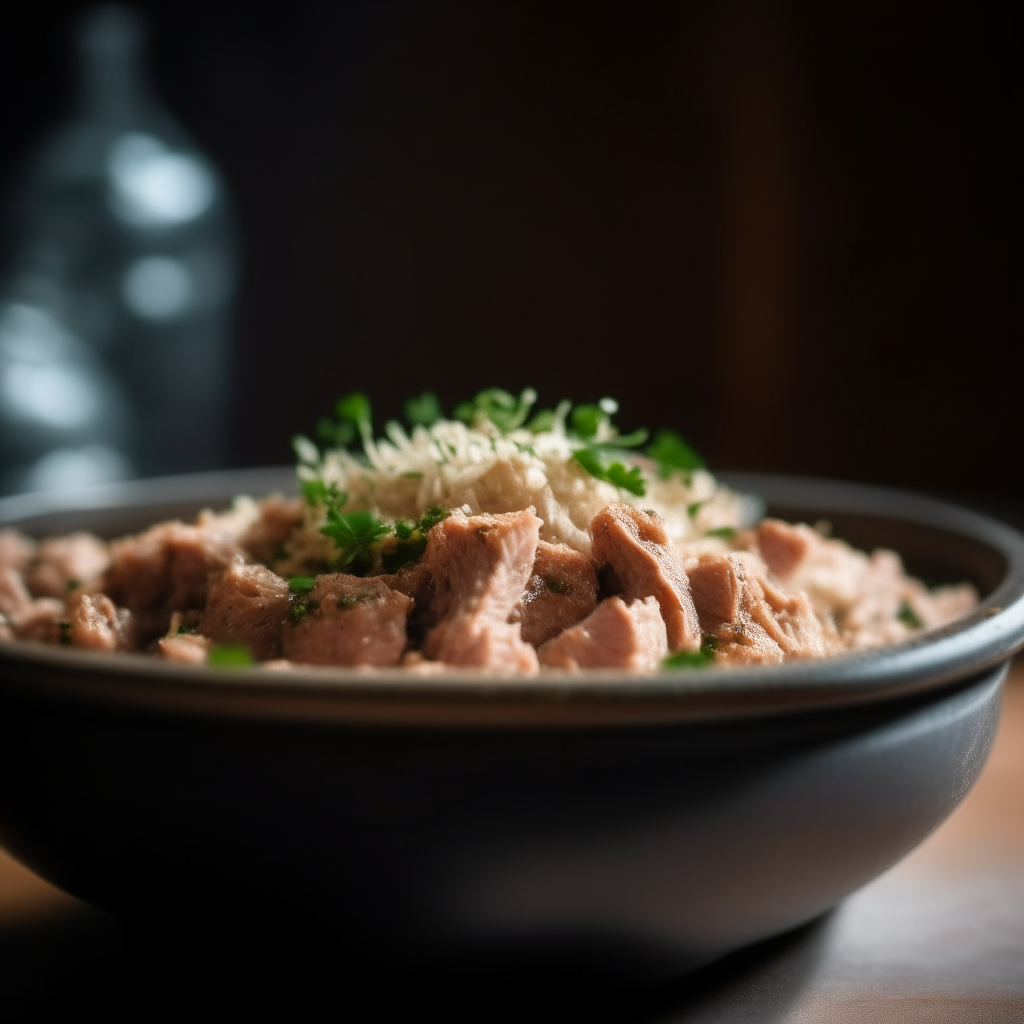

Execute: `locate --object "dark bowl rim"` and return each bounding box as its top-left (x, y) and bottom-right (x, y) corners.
top-left (1, 466), bottom-right (1023, 728)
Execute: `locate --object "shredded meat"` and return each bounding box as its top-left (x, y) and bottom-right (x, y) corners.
top-left (590, 504), bottom-right (701, 652)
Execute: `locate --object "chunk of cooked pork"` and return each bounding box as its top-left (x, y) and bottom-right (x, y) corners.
top-left (0, 530), bottom-right (35, 572)
top-left (239, 495), bottom-right (304, 565)
top-left (104, 521), bottom-right (243, 639)
top-left (590, 504), bottom-right (700, 652)
top-left (754, 519), bottom-right (812, 580)
top-left (751, 519), bottom-right (976, 649)
top-left (26, 533), bottom-right (110, 598)
top-left (539, 596), bottom-right (668, 671)
top-left (281, 574), bottom-right (411, 667)
top-left (514, 540), bottom-right (599, 647)
top-left (421, 509), bottom-right (540, 672)
top-left (158, 633), bottom-right (212, 663)
top-left (0, 566), bottom-right (64, 643)
top-left (67, 592), bottom-right (133, 652)
top-left (687, 552), bottom-right (835, 664)
top-left (199, 563), bottom-right (292, 660)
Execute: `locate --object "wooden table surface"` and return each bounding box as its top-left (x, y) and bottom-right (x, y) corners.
top-left (2, 663), bottom-right (1023, 1022)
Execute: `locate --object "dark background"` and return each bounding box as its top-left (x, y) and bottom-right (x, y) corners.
top-left (2, 1), bottom-right (1019, 493)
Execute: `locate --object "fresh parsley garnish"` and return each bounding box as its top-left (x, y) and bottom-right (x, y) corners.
top-left (645, 429), bottom-right (705, 480)
top-left (543, 576), bottom-right (569, 595)
top-left (572, 447), bottom-right (646, 497)
top-left (66, 578), bottom-right (81, 592)
top-left (302, 479), bottom-right (345, 507)
top-left (687, 501), bottom-right (704, 519)
top-left (454, 388), bottom-right (537, 433)
top-left (321, 508), bottom-right (393, 576)
top-left (898, 601), bottom-right (923, 629)
top-left (706, 526), bottom-right (736, 540)
top-left (405, 391), bottom-right (443, 428)
top-left (208, 643), bottom-right (254, 667)
top-left (288, 576), bottom-right (317, 595)
top-left (663, 635), bottom-right (718, 670)
top-left (58, 621), bottom-right (72, 645)
top-left (288, 597), bottom-right (320, 624)
top-left (381, 506), bottom-right (451, 573)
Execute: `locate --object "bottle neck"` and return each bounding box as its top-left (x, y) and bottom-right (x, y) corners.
top-left (75, 6), bottom-right (151, 123)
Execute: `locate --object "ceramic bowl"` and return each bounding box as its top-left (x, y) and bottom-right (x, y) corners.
top-left (1, 468), bottom-right (1023, 980)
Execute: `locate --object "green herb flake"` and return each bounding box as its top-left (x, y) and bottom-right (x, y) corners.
top-left (288, 598), bottom-right (320, 625)
top-left (455, 388), bottom-right (537, 433)
top-left (176, 623), bottom-right (196, 635)
top-left (66, 578), bottom-right (81, 592)
top-left (898, 601), bottom-right (923, 629)
top-left (527, 408), bottom-right (556, 433)
top-left (58, 621), bottom-right (72, 645)
top-left (571, 404), bottom-right (605, 441)
top-left (334, 392), bottom-right (372, 429)
top-left (336, 591), bottom-right (375, 612)
top-left (543, 577), bottom-right (569, 595)
top-left (320, 508), bottom-right (393, 576)
top-left (418, 507), bottom-right (451, 533)
top-left (405, 391), bottom-right (443, 428)
top-left (288, 576), bottom-right (317, 595)
top-left (317, 416), bottom-right (355, 449)
top-left (663, 635), bottom-right (718, 671)
top-left (401, 471), bottom-right (424, 479)
top-left (706, 527), bottom-right (737, 540)
top-left (302, 478), bottom-right (346, 508)
top-left (208, 643), bottom-right (255, 668)
top-left (572, 447), bottom-right (646, 497)
top-left (687, 502), bottom-right (705, 519)
top-left (645, 429), bottom-right (705, 480)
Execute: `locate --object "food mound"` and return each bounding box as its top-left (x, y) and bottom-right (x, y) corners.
top-left (0, 390), bottom-right (976, 674)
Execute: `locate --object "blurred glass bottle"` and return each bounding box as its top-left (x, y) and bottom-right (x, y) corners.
top-left (0, 5), bottom-right (237, 492)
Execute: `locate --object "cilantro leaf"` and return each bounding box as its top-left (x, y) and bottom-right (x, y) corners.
top-left (571, 404), bottom-right (605, 440)
top-left (208, 643), bottom-right (255, 668)
top-left (526, 408), bottom-right (556, 432)
top-left (610, 428), bottom-right (649, 448)
top-left (317, 416), bottom-right (355, 448)
top-left (455, 388), bottom-right (537, 433)
top-left (645, 429), bottom-right (705, 479)
top-left (572, 446), bottom-right (647, 497)
top-left (663, 635), bottom-right (718, 670)
top-left (605, 462), bottom-right (646, 496)
top-left (288, 576), bottom-right (317, 595)
top-left (381, 507), bottom-right (451, 574)
top-left (301, 479), bottom-right (346, 508)
top-left (405, 391), bottom-right (443, 427)
top-left (898, 601), bottom-right (923, 629)
top-left (334, 392), bottom-right (372, 430)
top-left (706, 527), bottom-right (736, 540)
top-left (320, 508), bottom-right (393, 576)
